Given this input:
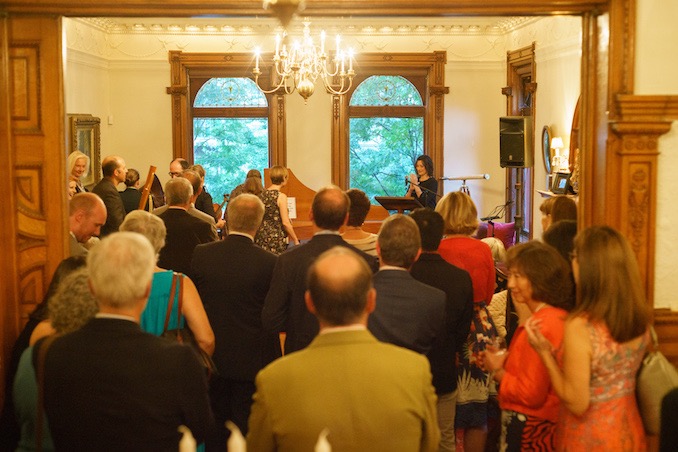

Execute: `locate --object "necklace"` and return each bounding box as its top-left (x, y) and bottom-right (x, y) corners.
top-left (533, 302), bottom-right (547, 313)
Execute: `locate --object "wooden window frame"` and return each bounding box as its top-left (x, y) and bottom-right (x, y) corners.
top-left (167, 50), bottom-right (286, 166)
top-left (331, 52), bottom-right (448, 189)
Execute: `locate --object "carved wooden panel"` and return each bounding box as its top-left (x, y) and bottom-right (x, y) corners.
top-left (9, 44), bottom-right (40, 132)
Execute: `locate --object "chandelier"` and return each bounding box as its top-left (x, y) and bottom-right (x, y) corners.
top-left (253, 20), bottom-right (356, 102)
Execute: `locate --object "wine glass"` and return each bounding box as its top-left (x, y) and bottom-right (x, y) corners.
top-left (486, 336), bottom-right (507, 356)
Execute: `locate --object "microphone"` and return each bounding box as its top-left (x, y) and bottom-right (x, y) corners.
top-left (440, 174), bottom-right (490, 181)
top-left (480, 214), bottom-right (502, 221)
top-left (405, 176), bottom-right (410, 187)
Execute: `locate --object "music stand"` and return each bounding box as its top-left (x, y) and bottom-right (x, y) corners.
top-left (375, 196), bottom-right (423, 214)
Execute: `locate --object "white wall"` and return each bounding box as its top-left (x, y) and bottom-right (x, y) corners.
top-left (636, 0), bottom-right (678, 309)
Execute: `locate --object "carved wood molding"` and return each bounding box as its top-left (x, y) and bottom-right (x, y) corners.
top-left (0, 0), bottom-right (609, 17)
top-left (610, 95), bottom-right (678, 306)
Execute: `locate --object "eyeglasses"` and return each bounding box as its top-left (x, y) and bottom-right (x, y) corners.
top-left (168, 171), bottom-right (182, 178)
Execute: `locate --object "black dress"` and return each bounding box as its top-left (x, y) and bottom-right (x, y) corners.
top-left (412, 177), bottom-right (439, 209)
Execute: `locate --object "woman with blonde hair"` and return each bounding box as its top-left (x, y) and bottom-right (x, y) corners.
top-left (255, 165), bottom-right (299, 254)
top-left (67, 151), bottom-right (90, 193)
top-left (120, 211), bottom-right (214, 356)
top-left (526, 225), bottom-right (650, 450)
top-left (435, 191), bottom-right (498, 452)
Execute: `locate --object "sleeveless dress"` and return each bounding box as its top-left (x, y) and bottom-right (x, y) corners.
top-left (140, 270), bottom-right (185, 335)
top-left (255, 189), bottom-right (288, 255)
top-left (556, 319), bottom-right (648, 451)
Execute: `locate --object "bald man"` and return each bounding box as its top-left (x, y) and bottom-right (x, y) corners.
top-left (262, 185), bottom-right (379, 356)
top-left (68, 193), bottom-right (107, 255)
top-left (91, 155), bottom-right (127, 237)
top-left (248, 246), bottom-right (439, 451)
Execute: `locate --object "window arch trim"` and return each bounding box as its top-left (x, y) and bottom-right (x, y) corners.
top-left (167, 51), bottom-right (286, 166)
top-left (331, 52), bottom-right (448, 189)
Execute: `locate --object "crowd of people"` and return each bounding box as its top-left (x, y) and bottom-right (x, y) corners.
top-left (0, 152), bottom-right (662, 451)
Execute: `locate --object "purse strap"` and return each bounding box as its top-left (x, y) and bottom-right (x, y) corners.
top-left (35, 334), bottom-right (59, 452)
top-left (650, 325), bottom-right (659, 350)
top-left (162, 272), bottom-right (184, 334)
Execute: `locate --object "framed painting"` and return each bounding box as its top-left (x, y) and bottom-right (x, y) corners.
top-left (541, 125), bottom-right (552, 174)
top-left (68, 114), bottom-right (101, 186)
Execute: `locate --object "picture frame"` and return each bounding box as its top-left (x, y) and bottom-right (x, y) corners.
top-left (541, 125), bottom-right (552, 173)
top-left (68, 114), bottom-right (101, 187)
top-left (551, 171), bottom-right (571, 194)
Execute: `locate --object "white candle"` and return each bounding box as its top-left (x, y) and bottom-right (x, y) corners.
top-left (348, 49), bottom-right (354, 71)
top-left (178, 426), bottom-right (196, 452)
top-left (320, 30), bottom-right (326, 54)
top-left (226, 421), bottom-right (246, 452)
top-left (254, 48), bottom-right (260, 71)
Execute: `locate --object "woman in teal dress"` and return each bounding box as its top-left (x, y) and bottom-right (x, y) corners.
top-left (120, 211), bottom-right (214, 354)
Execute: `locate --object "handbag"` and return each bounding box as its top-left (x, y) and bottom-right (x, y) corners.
top-left (161, 272), bottom-right (218, 379)
top-left (636, 326), bottom-right (678, 435)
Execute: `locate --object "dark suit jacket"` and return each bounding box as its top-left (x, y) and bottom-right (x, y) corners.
top-left (92, 178), bottom-right (125, 237)
top-left (410, 253), bottom-right (474, 394)
top-left (368, 269), bottom-right (446, 355)
top-left (191, 234), bottom-right (279, 381)
top-left (262, 233), bottom-right (379, 355)
top-left (39, 318), bottom-right (211, 452)
top-left (158, 207), bottom-right (215, 278)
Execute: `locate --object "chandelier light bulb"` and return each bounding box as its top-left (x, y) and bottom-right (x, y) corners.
top-left (252, 20), bottom-right (356, 103)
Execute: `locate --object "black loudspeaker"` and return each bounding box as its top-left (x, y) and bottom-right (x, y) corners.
top-left (499, 116), bottom-right (533, 168)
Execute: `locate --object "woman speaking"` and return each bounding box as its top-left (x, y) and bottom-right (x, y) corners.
top-left (406, 154), bottom-right (438, 209)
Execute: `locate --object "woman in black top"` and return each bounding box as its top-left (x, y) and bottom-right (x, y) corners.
top-left (406, 154), bottom-right (439, 209)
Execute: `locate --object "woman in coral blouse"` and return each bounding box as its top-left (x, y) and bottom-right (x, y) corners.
top-left (435, 191), bottom-right (498, 452)
top-left (484, 241), bottom-right (574, 451)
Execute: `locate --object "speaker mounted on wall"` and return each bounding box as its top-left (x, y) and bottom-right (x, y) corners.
top-left (499, 116), bottom-right (533, 168)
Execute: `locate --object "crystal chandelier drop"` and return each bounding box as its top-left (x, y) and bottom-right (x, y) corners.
top-left (252, 20), bottom-right (356, 103)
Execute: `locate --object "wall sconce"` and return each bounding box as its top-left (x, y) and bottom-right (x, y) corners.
top-left (550, 136), bottom-right (565, 172)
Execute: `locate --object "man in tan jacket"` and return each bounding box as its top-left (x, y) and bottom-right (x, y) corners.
top-left (248, 246), bottom-right (440, 452)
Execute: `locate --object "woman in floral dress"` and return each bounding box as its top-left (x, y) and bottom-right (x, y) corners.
top-left (255, 166), bottom-right (299, 254)
top-left (526, 226), bottom-right (650, 451)
top-left (435, 191), bottom-right (498, 452)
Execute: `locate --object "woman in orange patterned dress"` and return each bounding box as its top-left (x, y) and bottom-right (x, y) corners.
top-left (526, 226), bottom-right (650, 451)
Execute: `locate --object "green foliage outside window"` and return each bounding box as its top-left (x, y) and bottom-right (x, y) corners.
top-left (193, 118), bottom-right (268, 200)
top-left (349, 75), bottom-right (424, 204)
top-left (349, 117), bottom-right (424, 203)
top-left (193, 78), bottom-right (269, 199)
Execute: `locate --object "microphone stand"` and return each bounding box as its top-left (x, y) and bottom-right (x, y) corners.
top-left (406, 180), bottom-right (442, 208)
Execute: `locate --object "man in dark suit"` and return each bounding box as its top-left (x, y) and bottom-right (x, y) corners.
top-left (157, 177), bottom-right (215, 278)
top-left (248, 246), bottom-right (440, 451)
top-left (154, 169), bottom-right (218, 240)
top-left (191, 193), bottom-right (278, 446)
top-left (91, 155), bottom-right (127, 237)
top-left (410, 208), bottom-right (474, 452)
top-left (262, 186), bottom-right (379, 355)
top-left (368, 214), bottom-right (446, 354)
top-left (40, 232), bottom-right (212, 451)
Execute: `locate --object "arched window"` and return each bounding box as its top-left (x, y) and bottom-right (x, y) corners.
top-left (193, 77), bottom-right (269, 201)
top-left (348, 75), bottom-right (424, 202)
top-left (331, 52), bottom-right (447, 205)
top-left (167, 51), bottom-right (286, 203)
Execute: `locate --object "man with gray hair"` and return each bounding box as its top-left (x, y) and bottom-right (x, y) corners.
top-left (153, 169), bottom-right (219, 240)
top-left (367, 214), bottom-right (446, 355)
top-left (39, 232), bottom-right (211, 450)
top-left (68, 193), bottom-right (107, 255)
top-left (191, 193), bottom-right (278, 447)
top-left (157, 176), bottom-right (215, 277)
top-left (248, 246), bottom-right (440, 451)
